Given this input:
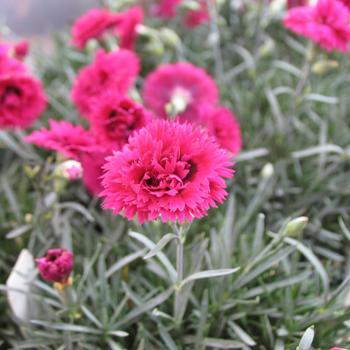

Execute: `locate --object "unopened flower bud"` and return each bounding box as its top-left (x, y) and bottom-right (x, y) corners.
top-left (55, 160), bottom-right (83, 181)
top-left (13, 41), bottom-right (29, 60)
top-left (285, 217), bottom-right (308, 237)
top-left (258, 39), bottom-right (275, 58)
top-left (261, 163), bottom-right (274, 179)
top-left (311, 60), bottom-right (339, 75)
top-left (36, 248), bottom-right (73, 285)
top-left (160, 28), bottom-right (180, 47)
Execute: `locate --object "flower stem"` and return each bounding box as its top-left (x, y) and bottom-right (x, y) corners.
top-left (173, 224), bottom-right (185, 324)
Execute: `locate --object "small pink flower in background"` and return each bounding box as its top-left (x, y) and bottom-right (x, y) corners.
top-left (25, 120), bottom-right (98, 160)
top-left (150, 0), bottom-right (182, 18)
top-left (71, 49), bottom-right (140, 117)
top-left (90, 92), bottom-right (152, 149)
top-left (36, 249), bottom-right (73, 284)
top-left (184, 0), bottom-right (210, 28)
top-left (199, 105), bottom-right (242, 156)
top-left (71, 8), bottom-right (119, 50)
top-left (81, 150), bottom-right (110, 195)
top-left (142, 62), bottom-right (218, 121)
top-left (114, 6), bottom-right (144, 50)
top-left (0, 74), bottom-right (46, 129)
top-left (330, 348), bottom-right (347, 350)
top-left (283, 0), bottom-right (350, 53)
top-left (56, 160), bottom-right (83, 181)
top-left (287, 0), bottom-right (308, 9)
top-left (0, 54), bottom-right (27, 75)
top-left (101, 120), bottom-right (233, 224)
top-left (13, 41), bottom-right (29, 60)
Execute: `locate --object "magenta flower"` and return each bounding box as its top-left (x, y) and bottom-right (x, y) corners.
top-left (150, 0), bottom-right (182, 18)
top-left (71, 49), bottom-right (140, 117)
top-left (184, 0), bottom-right (210, 28)
top-left (283, 0), bottom-right (350, 53)
top-left (25, 119), bottom-right (99, 160)
top-left (199, 105), bottom-right (242, 156)
top-left (101, 120), bottom-right (233, 224)
top-left (142, 62), bottom-right (218, 121)
top-left (81, 150), bottom-right (110, 195)
top-left (0, 74), bottom-right (46, 130)
top-left (90, 92), bottom-right (152, 149)
top-left (36, 249), bottom-right (73, 284)
top-left (287, 0), bottom-right (308, 9)
top-left (339, 0), bottom-right (350, 10)
top-left (13, 40), bottom-right (29, 60)
top-left (114, 6), bottom-right (144, 50)
top-left (71, 8), bottom-right (120, 50)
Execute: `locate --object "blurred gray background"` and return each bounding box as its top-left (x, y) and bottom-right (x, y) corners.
top-left (0, 0), bottom-right (100, 35)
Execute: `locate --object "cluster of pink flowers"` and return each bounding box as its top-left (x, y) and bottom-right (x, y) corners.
top-left (71, 6), bottom-right (144, 50)
top-left (25, 5), bottom-right (241, 224)
top-left (283, 0), bottom-right (350, 52)
top-left (0, 40), bottom-right (46, 129)
top-left (150, 0), bottom-right (211, 28)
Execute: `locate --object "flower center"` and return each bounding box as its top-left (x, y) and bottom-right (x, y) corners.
top-left (0, 85), bottom-right (21, 104)
top-left (141, 156), bottom-right (196, 197)
top-left (165, 87), bottom-right (192, 117)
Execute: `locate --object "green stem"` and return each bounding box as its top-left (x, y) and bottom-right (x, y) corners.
top-left (174, 225), bottom-right (185, 324)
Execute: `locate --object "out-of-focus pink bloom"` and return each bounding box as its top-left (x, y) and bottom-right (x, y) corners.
top-left (71, 8), bottom-right (120, 50)
top-left (199, 105), bottom-right (242, 156)
top-left (13, 41), bottom-right (29, 59)
top-left (150, 0), bottom-right (182, 18)
top-left (287, 0), bottom-right (308, 9)
top-left (36, 249), bottom-right (73, 284)
top-left (184, 0), bottom-right (210, 28)
top-left (71, 49), bottom-right (140, 118)
top-left (330, 348), bottom-right (347, 350)
top-left (114, 6), bottom-right (144, 50)
top-left (0, 74), bottom-right (46, 129)
top-left (56, 160), bottom-right (83, 180)
top-left (338, 0), bottom-right (350, 10)
top-left (25, 120), bottom-right (98, 160)
top-left (142, 62), bottom-right (218, 121)
top-left (90, 92), bottom-right (152, 150)
top-left (81, 150), bottom-right (109, 195)
top-left (283, 0), bottom-right (350, 53)
top-left (101, 120), bottom-right (233, 224)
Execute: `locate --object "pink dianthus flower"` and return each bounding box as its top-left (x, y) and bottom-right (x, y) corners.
top-left (71, 49), bottom-right (140, 118)
top-left (150, 0), bottom-right (182, 18)
top-left (0, 74), bottom-right (46, 129)
top-left (283, 0), bottom-right (350, 53)
top-left (90, 92), bottom-right (152, 149)
top-left (25, 119), bottom-right (98, 160)
top-left (101, 120), bottom-right (233, 224)
top-left (36, 248), bottom-right (73, 284)
top-left (114, 6), bottom-right (144, 50)
top-left (199, 105), bottom-right (242, 156)
top-left (71, 8), bottom-right (119, 50)
top-left (142, 62), bottom-right (218, 121)
top-left (184, 0), bottom-right (210, 28)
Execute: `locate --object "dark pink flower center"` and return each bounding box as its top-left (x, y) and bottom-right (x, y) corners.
top-left (140, 156), bottom-right (196, 197)
top-left (1, 85), bottom-right (21, 104)
top-left (104, 100), bottom-right (142, 142)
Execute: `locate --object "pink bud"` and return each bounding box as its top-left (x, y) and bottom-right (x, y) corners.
top-left (36, 249), bottom-right (73, 284)
top-left (14, 41), bottom-right (29, 59)
top-left (287, 0), bottom-right (308, 8)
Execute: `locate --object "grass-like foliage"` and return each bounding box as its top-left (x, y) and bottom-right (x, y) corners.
top-left (1, 0), bottom-right (350, 349)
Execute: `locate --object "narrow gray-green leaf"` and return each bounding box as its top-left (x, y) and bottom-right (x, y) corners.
top-left (180, 268), bottom-right (240, 288)
top-left (143, 233), bottom-right (178, 260)
top-left (6, 224), bottom-right (32, 239)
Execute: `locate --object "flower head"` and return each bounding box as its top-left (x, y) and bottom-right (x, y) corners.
top-left (142, 62), bottom-right (218, 121)
top-left (0, 74), bottom-right (46, 129)
top-left (287, 0), bottom-right (308, 9)
top-left (71, 8), bottom-right (119, 50)
top-left (13, 41), bottom-right (29, 60)
top-left (25, 119), bottom-right (98, 160)
top-left (36, 249), bottom-right (73, 284)
top-left (150, 0), bottom-right (182, 18)
top-left (81, 150), bottom-right (110, 195)
top-left (114, 6), bottom-right (144, 50)
top-left (283, 0), bottom-right (350, 53)
top-left (101, 120), bottom-right (233, 223)
top-left (55, 160), bottom-right (83, 180)
top-left (71, 49), bottom-right (140, 117)
top-left (184, 0), bottom-right (210, 28)
top-left (90, 92), bottom-right (152, 149)
top-left (199, 105), bottom-right (242, 156)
